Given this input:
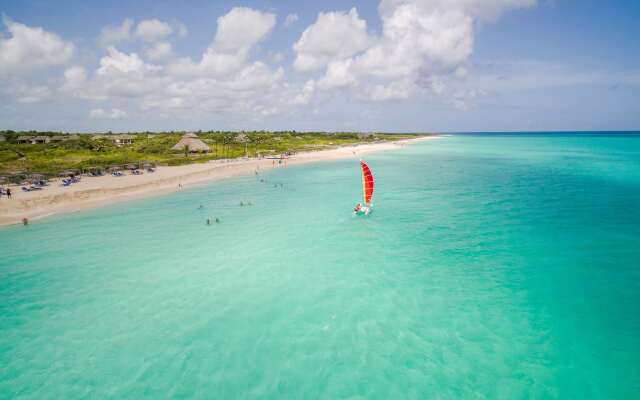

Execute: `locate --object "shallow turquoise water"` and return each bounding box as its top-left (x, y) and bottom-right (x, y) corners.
top-left (1, 134), bottom-right (640, 399)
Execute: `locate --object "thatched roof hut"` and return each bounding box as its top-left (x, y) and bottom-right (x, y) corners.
top-left (171, 132), bottom-right (209, 153)
top-left (234, 133), bottom-right (249, 143)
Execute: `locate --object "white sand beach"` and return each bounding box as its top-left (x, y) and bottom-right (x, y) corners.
top-left (0, 137), bottom-right (434, 226)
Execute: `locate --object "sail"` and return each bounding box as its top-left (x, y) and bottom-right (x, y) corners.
top-left (360, 160), bottom-right (374, 205)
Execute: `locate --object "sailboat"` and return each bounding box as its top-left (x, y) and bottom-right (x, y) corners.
top-left (354, 160), bottom-right (374, 215)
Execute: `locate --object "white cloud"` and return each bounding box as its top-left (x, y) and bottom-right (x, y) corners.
top-left (3, 82), bottom-right (53, 103)
top-left (99, 18), bottom-right (134, 46)
top-left (168, 7), bottom-right (276, 77)
top-left (98, 46), bottom-right (160, 76)
top-left (364, 80), bottom-right (411, 101)
top-left (213, 7), bottom-right (275, 53)
top-left (61, 65), bottom-right (87, 94)
top-left (135, 19), bottom-right (173, 42)
top-left (0, 18), bottom-right (74, 77)
top-left (292, 0), bottom-right (537, 107)
top-left (293, 79), bottom-right (316, 105)
top-left (284, 13), bottom-right (299, 27)
top-left (293, 8), bottom-right (370, 72)
top-left (146, 42), bottom-right (173, 61)
top-left (90, 108), bottom-right (128, 119)
top-left (318, 59), bottom-right (357, 89)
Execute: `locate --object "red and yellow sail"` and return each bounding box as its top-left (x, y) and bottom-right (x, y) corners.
top-left (360, 160), bottom-right (374, 205)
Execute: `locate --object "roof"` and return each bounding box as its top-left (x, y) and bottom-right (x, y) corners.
top-left (234, 133), bottom-right (249, 143)
top-left (171, 133), bottom-right (209, 152)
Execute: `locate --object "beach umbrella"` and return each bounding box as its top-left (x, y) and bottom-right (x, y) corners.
top-left (58, 170), bottom-right (78, 177)
top-left (28, 173), bottom-right (46, 181)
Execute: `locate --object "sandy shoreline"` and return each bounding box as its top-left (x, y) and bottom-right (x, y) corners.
top-left (0, 137), bottom-right (434, 226)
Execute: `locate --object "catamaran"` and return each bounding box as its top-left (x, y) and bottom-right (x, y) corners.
top-left (354, 160), bottom-right (374, 215)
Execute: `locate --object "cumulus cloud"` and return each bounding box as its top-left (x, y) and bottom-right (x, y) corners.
top-left (97, 46), bottom-right (160, 76)
top-left (100, 18), bottom-right (183, 45)
top-left (99, 18), bottom-right (134, 46)
top-left (0, 18), bottom-right (74, 77)
top-left (292, 0), bottom-right (536, 106)
top-left (2, 2), bottom-right (555, 127)
top-left (318, 59), bottom-right (357, 89)
top-left (168, 7), bottom-right (276, 77)
top-left (293, 8), bottom-right (370, 72)
top-left (135, 19), bottom-right (173, 42)
top-left (146, 42), bottom-right (173, 61)
top-left (90, 108), bottom-right (128, 119)
top-left (63, 8), bottom-right (286, 123)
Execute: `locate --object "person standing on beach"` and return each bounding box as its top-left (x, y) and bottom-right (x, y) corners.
top-left (6, 188), bottom-right (11, 199)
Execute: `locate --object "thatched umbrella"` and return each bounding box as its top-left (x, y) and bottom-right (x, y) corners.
top-left (124, 163), bottom-right (138, 170)
top-left (171, 132), bottom-right (209, 153)
top-left (58, 170), bottom-right (79, 177)
top-left (28, 173), bottom-right (47, 181)
top-left (107, 165), bottom-right (122, 172)
top-left (85, 167), bottom-right (104, 176)
top-left (234, 133), bottom-right (250, 157)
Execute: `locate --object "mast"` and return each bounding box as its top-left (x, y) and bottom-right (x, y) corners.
top-left (361, 161), bottom-right (367, 205)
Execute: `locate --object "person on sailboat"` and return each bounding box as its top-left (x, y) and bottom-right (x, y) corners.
top-left (354, 160), bottom-right (374, 215)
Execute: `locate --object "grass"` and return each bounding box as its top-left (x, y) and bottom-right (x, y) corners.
top-left (0, 131), bottom-right (425, 182)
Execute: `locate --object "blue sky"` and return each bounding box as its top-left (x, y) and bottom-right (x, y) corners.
top-left (0, 0), bottom-right (638, 132)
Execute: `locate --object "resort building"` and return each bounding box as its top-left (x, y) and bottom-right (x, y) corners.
top-left (92, 134), bottom-right (137, 146)
top-left (14, 135), bottom-right (79, 144)
top-left (16, 136), bottom-right (51, 144)
top-left (171, 132), bottom-right (210, 153)
top-left (50, 135), bottom-right (80, 142)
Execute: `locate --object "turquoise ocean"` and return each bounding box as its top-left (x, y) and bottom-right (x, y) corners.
top-left (1, 133), bottom-right (639, 399)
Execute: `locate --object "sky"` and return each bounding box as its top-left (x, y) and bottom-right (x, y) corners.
top-left (0, 0), bottom-right (638, 133)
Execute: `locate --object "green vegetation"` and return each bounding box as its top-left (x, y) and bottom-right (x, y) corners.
top-left (0, 130), bottom-right (425, 181)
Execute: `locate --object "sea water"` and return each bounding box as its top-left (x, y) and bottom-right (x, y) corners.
top-left (1, 133), bottom-right (639, 399)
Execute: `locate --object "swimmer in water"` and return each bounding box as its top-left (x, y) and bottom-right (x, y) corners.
top-left (240, 201), bottom-right (244, 206)
top-left (215, 217), bottom-right (220, 223)
top-left (22, 217), bottom-right (28, 226)
top-left (206, 218), bottom-right (211, 225)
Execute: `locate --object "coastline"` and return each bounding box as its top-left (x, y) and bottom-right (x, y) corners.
top-left (0, 136), bottom-right (434, 226)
